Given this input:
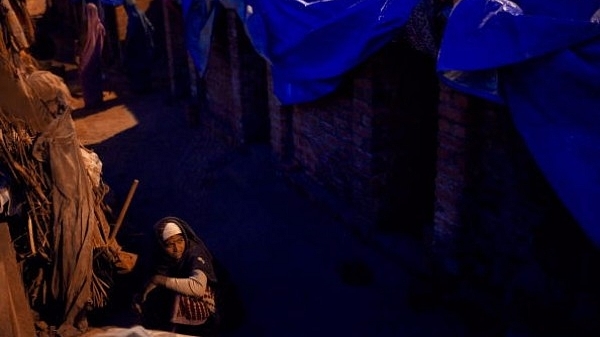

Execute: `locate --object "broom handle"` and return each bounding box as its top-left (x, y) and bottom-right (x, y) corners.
top-left (110, 179), bottom-right (139, 242)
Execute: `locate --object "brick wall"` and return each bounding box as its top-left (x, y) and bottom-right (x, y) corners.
top-left (267, 68), bottom-right (290, 161)
top-left (291, 83), bottom-right (374, 218)
top-left (235, 15), bottom-right (270, 144)
top-left (433, 84), bottom-right (600, 334)
top-left (268, 39), bottom-right (439, 234)
top-left (164, 2), bottom-right (192, 100)
top-left (433, 85), bottom-right (554, 278)
top-left (203, 7), bottom-right (269, 146)
top-left (203, 8), bottom-right (242, 145)
top-left (367, 41), bottom-right (438, 234)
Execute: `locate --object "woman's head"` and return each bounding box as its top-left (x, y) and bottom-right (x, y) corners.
top-left (160, 221), bottom-right (186, 260)
top-left (154, 217), bottom-right (202, 260)
top-left (152, 216), bottom-right (217, 281)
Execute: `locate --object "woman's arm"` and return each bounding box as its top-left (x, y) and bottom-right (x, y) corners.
top-left (152, 269), bottom-right (208, 297)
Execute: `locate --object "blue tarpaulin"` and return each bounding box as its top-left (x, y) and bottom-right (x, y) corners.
top-left (182, 0), bottom-right (420, 104)
top-left (438, 0), bottom-right (600, 246)
top-left (91, 0), bottom-right (420, 103)
top-left (182, 0), bottom-right (216, 76)
top-left (94, 0), bottom-right (124, 6)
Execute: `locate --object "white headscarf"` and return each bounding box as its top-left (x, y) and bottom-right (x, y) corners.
top-left (161, 222), bottom-right (182, 241)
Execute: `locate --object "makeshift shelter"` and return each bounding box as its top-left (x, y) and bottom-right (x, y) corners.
top-left (0, 1), bottom-right (128, 336)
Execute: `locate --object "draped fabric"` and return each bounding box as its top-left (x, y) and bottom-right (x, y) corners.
top-left (1, 0), bottom-right (34, 50)
top-left (80, 3), bottom-right (105, 108)
top-left (180, 0), bottom-right (421, 104)
top-left (182, 0), bottom-right (216, 76)
top-left (246, 0), bottom-right (421, 104)
top-left (123, 0), bottom-right (156, 93)
top-left (438, 0), bottom-right (600, 246)
top-left (0, 5), bottom-right (112, 334)
top-left (36, 110), bottom-right (105, 332)
top-left (90, 0), bottom-right (420, 103)
top-left (26, 64), bottom-right (112, 337)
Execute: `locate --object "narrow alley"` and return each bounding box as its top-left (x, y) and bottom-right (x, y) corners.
top-left (70, 67), bottom-right (465, 336)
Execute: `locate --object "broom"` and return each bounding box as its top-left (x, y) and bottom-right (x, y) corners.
top-left (107, 179), bottom-right (140, 274)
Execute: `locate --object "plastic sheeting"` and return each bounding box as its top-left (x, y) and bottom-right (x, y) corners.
top-left (90, 0), bottom-right (419, 103)
top-left (182, 0), bottom-right (420, 104)
top-left (438, 0), bottom-right (600, 246)
top-left (182, 0), bottom-right (216, 76)
top-left (95, 0), bottom-right (124, 6)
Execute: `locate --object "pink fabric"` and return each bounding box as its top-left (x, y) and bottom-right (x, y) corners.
top-left (80, 3), bottom-right (105, 70)
top-left (80, 3), bottom-right (105, 107)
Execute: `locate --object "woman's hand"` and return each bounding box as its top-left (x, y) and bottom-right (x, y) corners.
top-left (132, 293), bottom-right (144, 314)
top-left (142, 282), bottom-right (157, 301)
top-left (132, 274), bottom-right (169, 314)
top-left (150, 274), bottom-right (168, 287)
top-left (140, 275), bottom-right (165, 302)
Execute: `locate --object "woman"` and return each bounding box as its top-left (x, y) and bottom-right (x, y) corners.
top-left (136, 217), bottom-right (219, 335)
top-left (79, 3), bottom-right (105, 109)
top-left (123, 0), bottom-right (155, 94)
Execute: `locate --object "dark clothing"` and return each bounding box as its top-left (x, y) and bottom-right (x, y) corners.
top-left (142, 217), bottom-right (219, 335)
top-left (123, 0), bottom-right (155, 93)
top-left (141, 287), bottom-right (219, 335)
top-left (140, 286), bottom-right (175, 331)
top-left (152, 217), bottom-right (217, 282)
top-left (80, 3), bottom-right (105, 108)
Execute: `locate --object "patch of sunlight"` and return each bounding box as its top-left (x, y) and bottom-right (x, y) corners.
top-left (74, 103), bottom-right (139, 146)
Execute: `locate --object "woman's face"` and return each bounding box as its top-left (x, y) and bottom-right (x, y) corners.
top-left (163, 234), bottom-right (186, 260)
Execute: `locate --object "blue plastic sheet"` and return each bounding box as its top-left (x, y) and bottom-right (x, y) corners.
top-left (181, 0), bottom-right (420, 104)
top-left (245, 0), bottom-right (420, 104)
top-left (182, 0), bottom-right (216, 75)
top-left (438, 0), bottom-right (600, 246)
top-left (95, 0), bottom-right (124, 6)
top-left (88, 0), bottom-right (419, 103)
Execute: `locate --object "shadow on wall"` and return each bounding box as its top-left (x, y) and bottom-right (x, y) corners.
top-left (373, 40), bottom-right (440, 239)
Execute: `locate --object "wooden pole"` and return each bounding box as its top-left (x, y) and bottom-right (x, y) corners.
top-left (109, 179), bottom-right (139, 242)
top-left (27, 216), bottom-right (36, 256)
